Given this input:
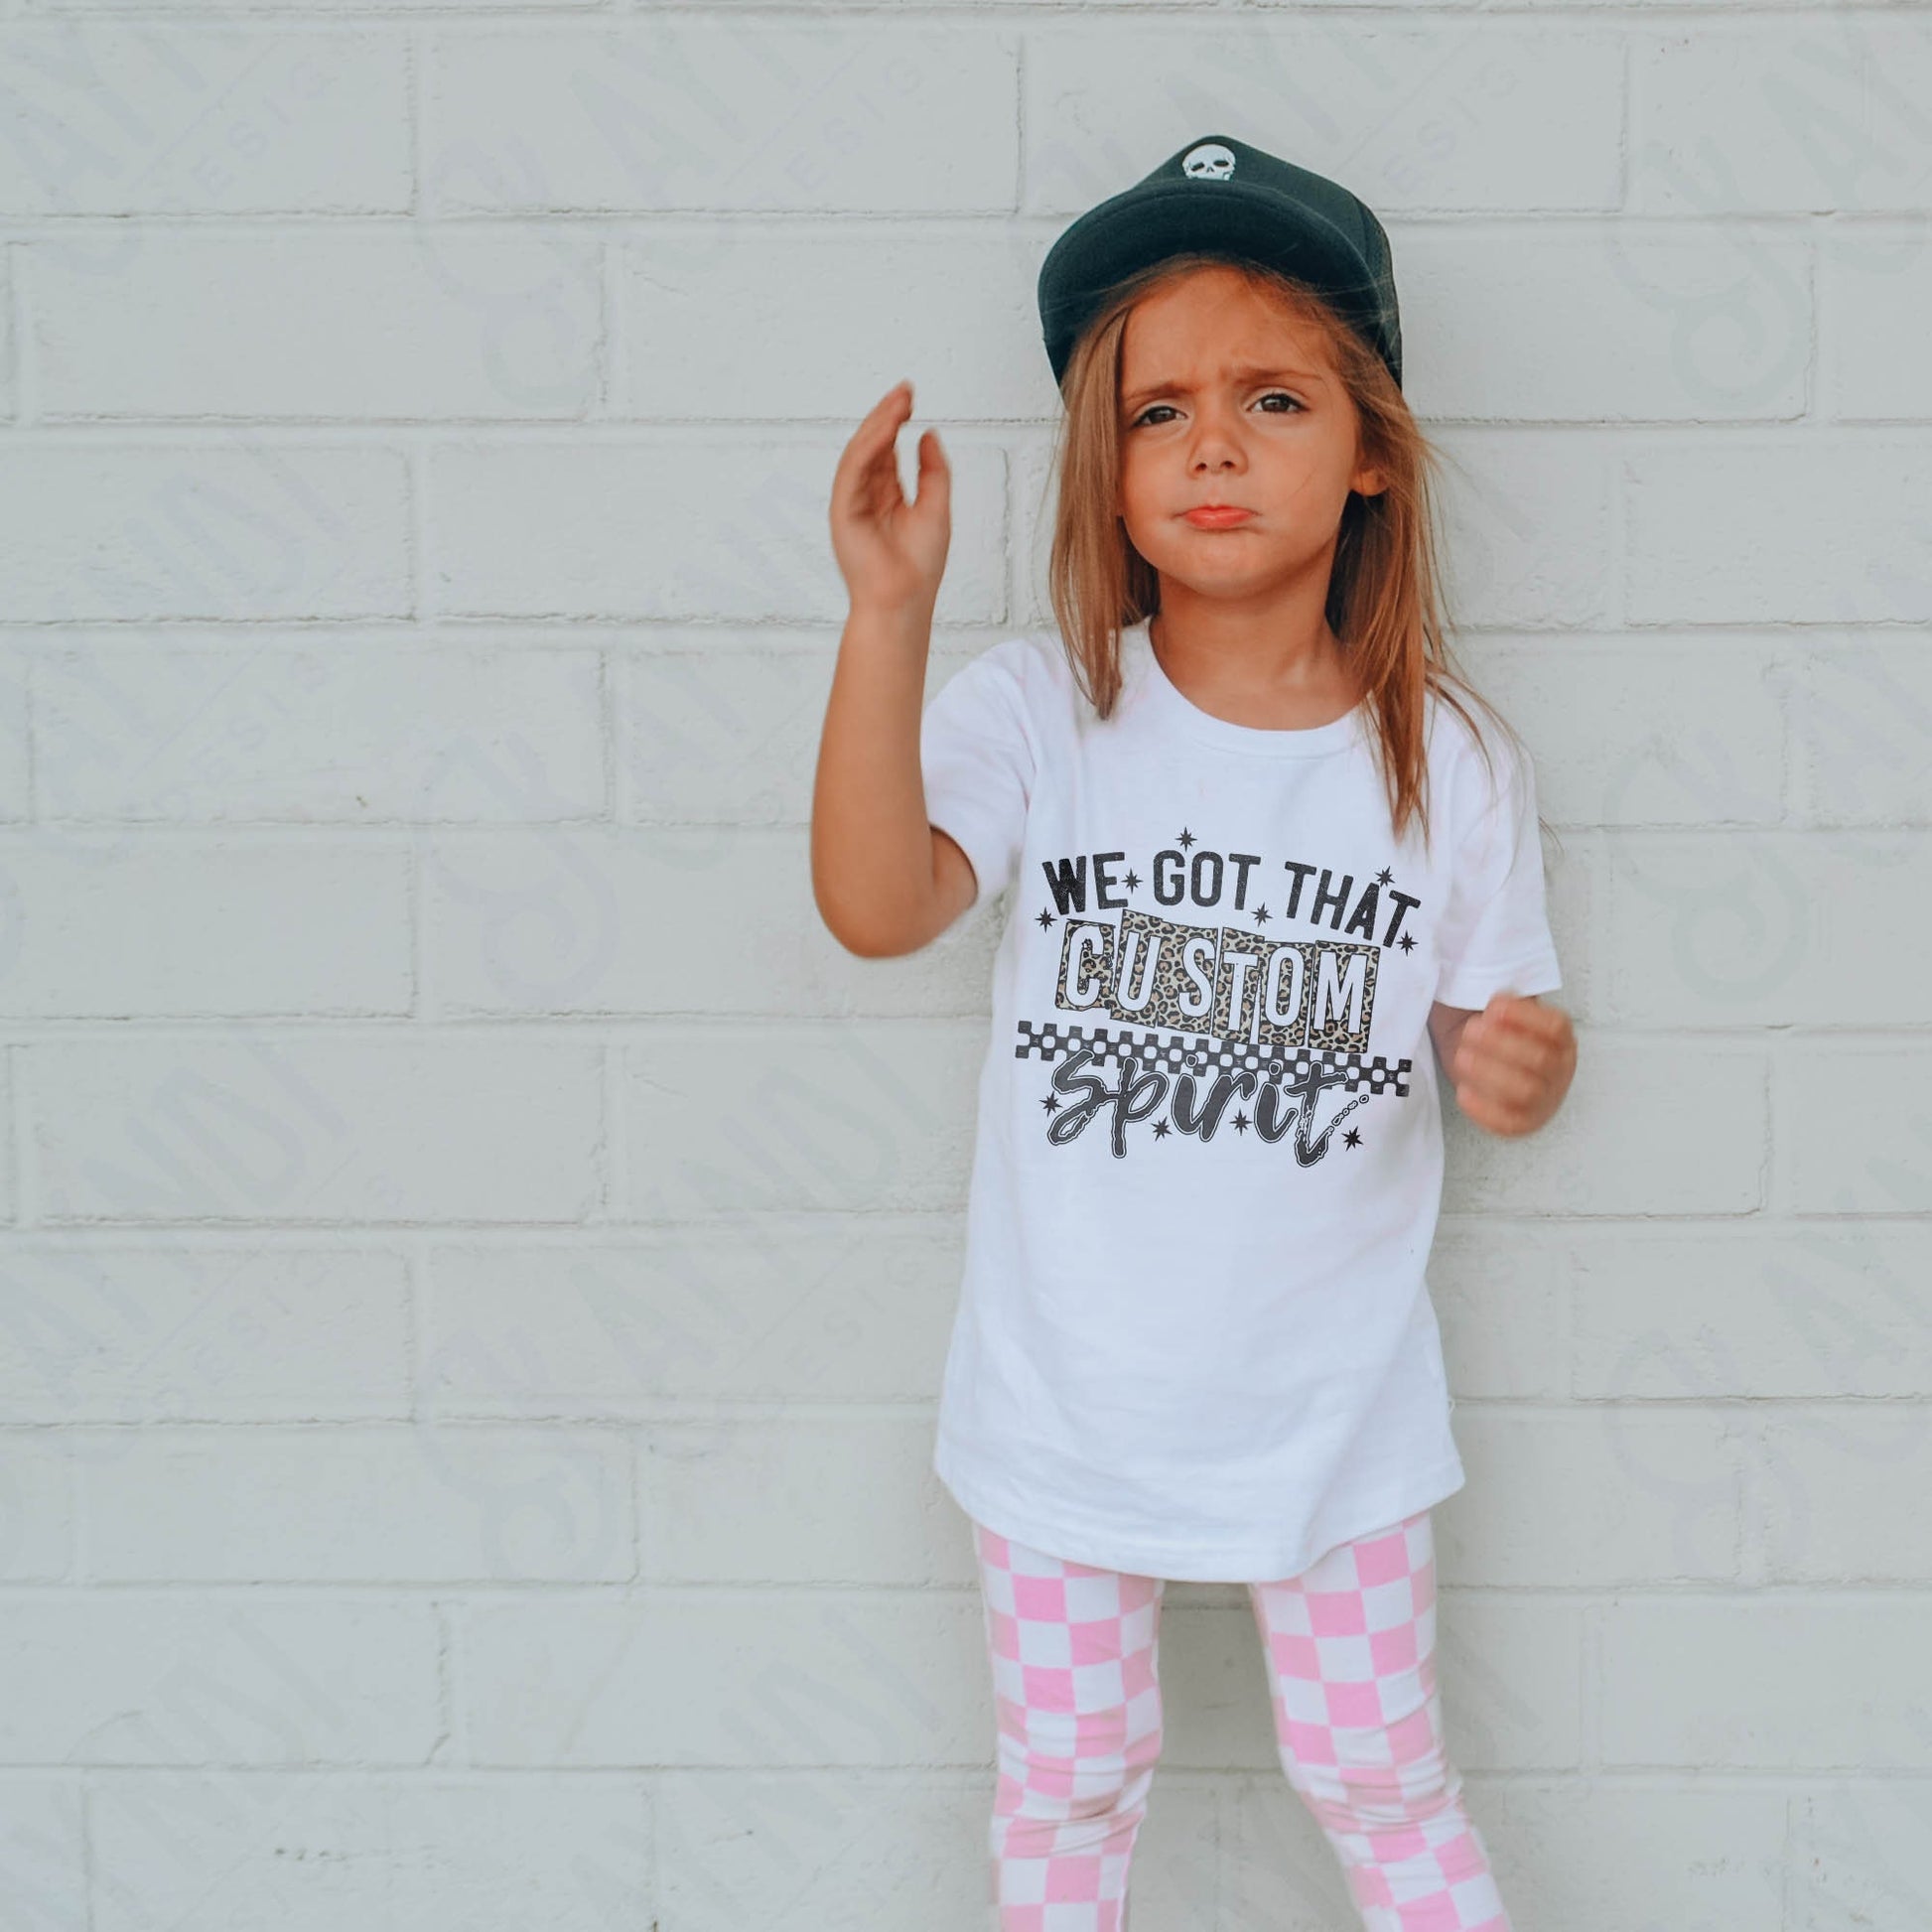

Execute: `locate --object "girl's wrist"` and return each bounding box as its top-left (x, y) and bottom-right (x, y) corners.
top-left (844, 595), bottom-right (937, 645)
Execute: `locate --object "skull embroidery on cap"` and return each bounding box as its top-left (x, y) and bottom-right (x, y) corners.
top-left (1182, 143), bottom-right (1236, 181)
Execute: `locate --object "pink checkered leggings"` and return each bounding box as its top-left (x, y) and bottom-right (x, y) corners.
top-left (972, 1507), bottom-right (1510, 1932)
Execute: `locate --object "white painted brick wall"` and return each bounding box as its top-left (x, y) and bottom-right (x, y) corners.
top-left (0, 6), bottom-right (1925, 1927)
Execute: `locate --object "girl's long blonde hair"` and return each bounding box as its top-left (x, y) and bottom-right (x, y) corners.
top-left (1043, 252), bottom-right (1547, 862)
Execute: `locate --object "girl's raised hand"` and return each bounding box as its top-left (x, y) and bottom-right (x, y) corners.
top-left (829, 380), bottom-right (951, 617)
top-left (1449, 992), bottom-right (1577, 1138)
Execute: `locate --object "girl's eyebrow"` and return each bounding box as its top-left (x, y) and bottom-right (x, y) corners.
top-left (1121, 364), bottom-right (1327, 410)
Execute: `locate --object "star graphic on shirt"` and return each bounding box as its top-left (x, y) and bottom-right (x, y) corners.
top-left (1035, 907), bottom-right (1057, 930)
top-left (1376, 867), bottom-right (1394, 885)
top-left (1232, 1110), bottom-right (1252, 1134)
top-left (1176, 827), bottom-right (1196, 849)
top-left (1123, 869), bottom-right (1141, 892)
top-left (1343, 1126), bottom-right (1363, 1148)
top-left (1398, 931), bottom-right (1418, 954)
top-left (1040, 1091), bottom-right (1062, 1113)
top-left (1249, 903), bottom-right (1271, 925)
top-left (1153, 1117), bottom-right (1172, 1139)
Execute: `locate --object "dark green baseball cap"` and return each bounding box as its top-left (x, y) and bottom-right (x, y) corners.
top-left (1036, 134), bottom-right (1404, 392)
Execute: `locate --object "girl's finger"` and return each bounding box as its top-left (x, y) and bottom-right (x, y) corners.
top-left (1456, 1020), bottom-right (1547, 1082)
top-left (1481, 998), bottom-right (1566, 1043)
top-left (1468, 1005), bottom-right (1569, 1063)
top-left (1459, 1087), bottom-right (1534, 1136)
top-left (852, 380), bottom-right (911, 439)
top-left (1456, 1035), bottom-right (1547, 1099)
top-left (1460, 1025), bottom-right (1557, 1083)
top-left (910, 427), bottom-right (951, 512)
top-left (836, 435), bottom-right (906, 528)
top-left (826, 395), bottom-right (899, 494)
top-left (830, 383), bottom-right (913, 506)
top-left (1455, 1057), bottom-right (1542, 1115)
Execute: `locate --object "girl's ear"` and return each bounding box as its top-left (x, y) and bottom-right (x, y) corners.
top-left (1351, 466), bottom-right (1389, 498)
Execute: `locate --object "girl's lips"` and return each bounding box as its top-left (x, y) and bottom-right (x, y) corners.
top-left (1182, 506), bottom-right (1256, 527)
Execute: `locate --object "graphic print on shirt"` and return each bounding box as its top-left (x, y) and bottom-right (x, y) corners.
top-left (1016, 833), bottom-right (1417, 1165)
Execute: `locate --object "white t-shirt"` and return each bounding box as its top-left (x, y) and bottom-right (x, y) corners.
top-left (918, 618), bottom-right (1563, 1583)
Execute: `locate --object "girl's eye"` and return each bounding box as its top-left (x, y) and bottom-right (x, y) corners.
top-left (1129, 392), bottom-right (1306, 429)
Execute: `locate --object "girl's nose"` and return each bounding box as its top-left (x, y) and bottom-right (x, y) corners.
top-left (1187, 403), bottom-right (1246, 458)
top-left (1189, 428), bottom-right (1243, 467)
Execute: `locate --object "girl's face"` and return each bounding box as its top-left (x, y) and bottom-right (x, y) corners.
top-left (1114, 265), bottom-right (1385, 604)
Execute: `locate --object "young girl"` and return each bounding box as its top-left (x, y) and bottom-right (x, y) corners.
top-left (814, 133), bottom-right (1577, 1932)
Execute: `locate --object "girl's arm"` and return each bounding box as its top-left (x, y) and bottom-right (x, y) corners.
top-left (1428, 1002), bottom-right (1476, 1083)
top-left (813, 380), bottom-right (962, 959)
top-left (813, 601), bottom-right (973, 957)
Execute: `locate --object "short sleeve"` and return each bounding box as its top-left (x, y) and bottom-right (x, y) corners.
top-left (1434, 726), bottom-right (1563, 1010)
top-left (919, 641), bottom-right (1035, 912)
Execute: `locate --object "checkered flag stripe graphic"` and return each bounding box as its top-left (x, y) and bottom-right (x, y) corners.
top-left (1015, 1020), bottom-right (1411, 1096)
